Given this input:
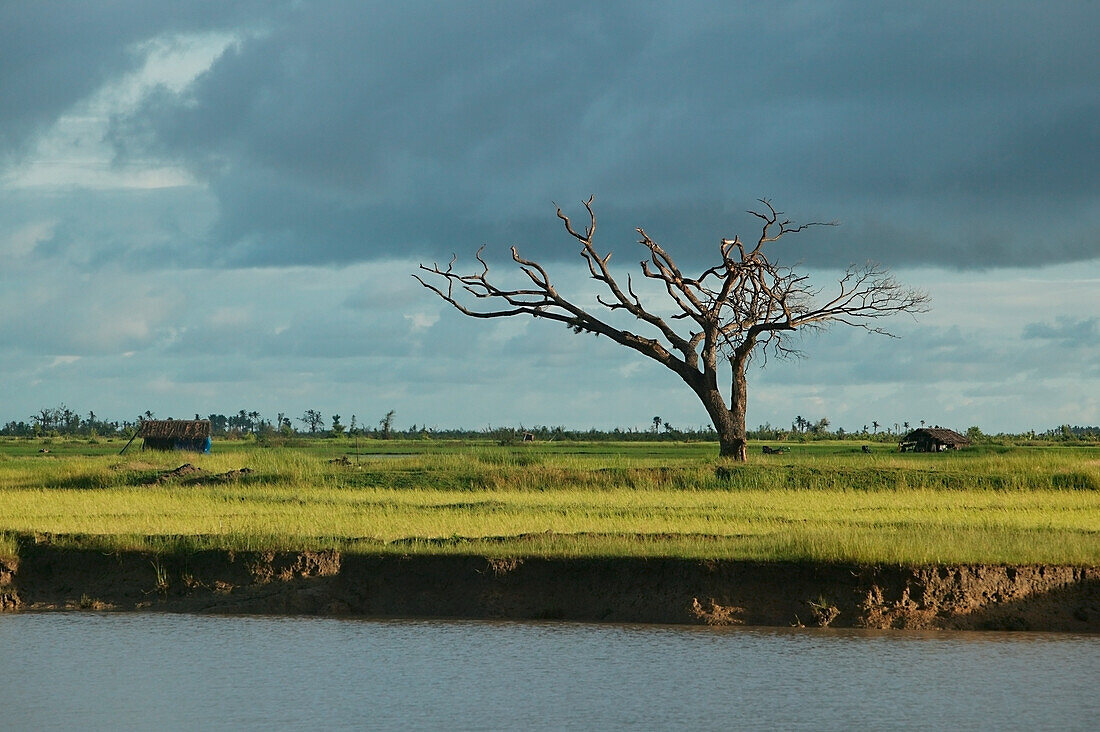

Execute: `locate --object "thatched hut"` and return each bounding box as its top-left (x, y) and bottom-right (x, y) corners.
top-left (899, 427), bottom-right (970, 452)
top-left (139, 419), bottom-right (212, 453)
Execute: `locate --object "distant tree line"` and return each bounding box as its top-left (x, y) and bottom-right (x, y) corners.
top-left (1, 404), bottom-right (134, 439)
top-left (0, 405), bottom-right (410, 442)
top-left (2, 404), bottom-right (1098, 444)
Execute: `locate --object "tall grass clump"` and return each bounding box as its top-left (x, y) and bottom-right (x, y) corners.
top-left (0, 532), bottom-right (17, 561)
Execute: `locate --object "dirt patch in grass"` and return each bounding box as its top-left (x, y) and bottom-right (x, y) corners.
top-left (147, 463), bottom-right (205, 484)
top-left (213, 468), bottom-right (253, 482)
top-left (145, 464), bottom-right (254, 486)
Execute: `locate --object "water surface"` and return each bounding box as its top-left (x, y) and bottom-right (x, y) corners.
top-left (2, 613), bottom-right (1097, 730)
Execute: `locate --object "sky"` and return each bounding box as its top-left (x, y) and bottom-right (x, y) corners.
top-left (1, 1), bottom-right (1097, 434)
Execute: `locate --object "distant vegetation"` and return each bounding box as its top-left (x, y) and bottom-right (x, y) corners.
top-left (2, 403), bottom-right (1098, 446)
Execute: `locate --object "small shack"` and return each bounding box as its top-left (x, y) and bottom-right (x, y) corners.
top-left (899, 427), bottom-right (970, 452)
top-left (139, 419), bottom-right (212, 453)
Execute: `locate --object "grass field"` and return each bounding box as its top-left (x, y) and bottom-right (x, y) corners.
top-left (2, 437), bottom-right (1098, 565)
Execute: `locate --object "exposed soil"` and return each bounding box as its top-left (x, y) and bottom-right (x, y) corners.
top-left (213, 468), bottom-right (253, 482)
top-left (145, 464), bottom-right (253, 486)
top-left (146, 463), bottom-right (204, 484)
top-left (3, 536), bottom-right (1098, 632)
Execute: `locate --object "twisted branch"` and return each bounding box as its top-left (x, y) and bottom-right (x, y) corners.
top-left (415, 198), bottom-right (929, 401)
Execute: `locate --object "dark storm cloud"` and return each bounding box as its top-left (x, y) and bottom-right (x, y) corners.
top-left (0, 1), bottom-right (278, 158)
top-left (35, 1), bottom-right (1100, 271)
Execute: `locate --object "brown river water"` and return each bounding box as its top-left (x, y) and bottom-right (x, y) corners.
top-left (2, 613), bottom-right (1097, 729)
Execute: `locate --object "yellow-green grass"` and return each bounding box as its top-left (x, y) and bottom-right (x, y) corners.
top-left (2, 439), bottom-right (1098, 564)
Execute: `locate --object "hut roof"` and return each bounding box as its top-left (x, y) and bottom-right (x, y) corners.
top-left (139, 419), bottom-right (212, 440)
top-left (903, 427), bottom-right (970, 445)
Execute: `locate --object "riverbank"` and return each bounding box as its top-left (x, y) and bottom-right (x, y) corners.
top-left (4, 442), bottom-right (1098, 630)
top-left (3, 538), bottom-right (1097, 632)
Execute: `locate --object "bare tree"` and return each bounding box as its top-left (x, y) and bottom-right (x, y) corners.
top-left (379, 410), bottom-right (396, 440)
top-left (416, 198), bottom-right (928, 460)
top-left (299, 409), bottom-right (324, 434)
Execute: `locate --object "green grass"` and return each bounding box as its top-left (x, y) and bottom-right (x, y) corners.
top-left (1, 437), bottom-right (1098, 564)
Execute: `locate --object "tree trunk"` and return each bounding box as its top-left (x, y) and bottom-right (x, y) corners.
top-left (695, 362), bottom-right (749, 461)
top-left (725, 360), bottom-right (749, 461)
top-left (718, 432), bottom-right (747, 461)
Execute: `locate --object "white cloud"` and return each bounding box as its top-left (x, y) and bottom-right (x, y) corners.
top-left (2, 32), bottom-right (236, 192)
top-left (4, 255), bottom-right (1096, 433)
top-left (1, 219), bottom-right (56, 258)
top-left (404, 312), bottom-right (439, 331)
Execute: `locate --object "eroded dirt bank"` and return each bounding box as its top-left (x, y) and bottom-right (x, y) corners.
top-left (3, 539), bottom-right (1098, 632)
